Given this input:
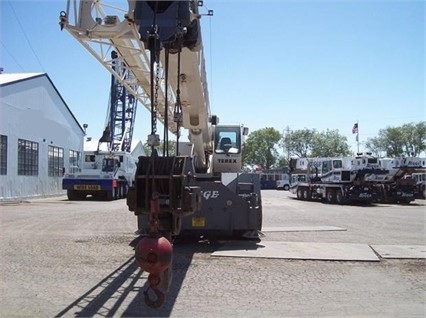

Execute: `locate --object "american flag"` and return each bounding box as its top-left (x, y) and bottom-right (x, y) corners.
top-left (352, 123), bottom-right (358, 134)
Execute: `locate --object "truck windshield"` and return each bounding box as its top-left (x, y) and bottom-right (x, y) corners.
top-left (333, 160), bottom-right (342, 169)
top-left (102, 158), bottom-right (116, 172)
top-left (215, 127), bottom-right (241, 154)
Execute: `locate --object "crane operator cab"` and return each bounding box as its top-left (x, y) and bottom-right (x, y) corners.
top-left (102, 157), bottom-right (120, 173)
top-left (213, 125), bottom-right (249, 174)
top-left (216, 137), bottom-right (234, 153)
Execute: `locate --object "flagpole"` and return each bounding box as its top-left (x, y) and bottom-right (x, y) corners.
top-left (356, 120), bottom-right (359, 153)
top-left (353, 121), bottom-right (360, 153)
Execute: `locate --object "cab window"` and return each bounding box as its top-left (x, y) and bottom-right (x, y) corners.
top-left (215, 129), bottom-right (240, 154)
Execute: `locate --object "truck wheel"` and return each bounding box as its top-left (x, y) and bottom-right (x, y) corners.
top-left (336, 190), bottom-right (345, 205)
top-left (398, 198), bottom-right (412, 205)
top-left (326, 190), bottom-right (336, 204)
top-left (105, 190), bottom-right (113, 201)
top-left (117, 185), bottom-right (122, 199)
top-left (122, 184), bottom-right (128, 198)
top-left (77, 193), bottom-right (87, 200)
top-left (284, 185), bottom-right (290, 191)
top-left (67, 190), bottom-right (76, 201)
top-left (296, 188), bottom-right (303, 200)
top-left (303, 189), bottom-right (310, 200)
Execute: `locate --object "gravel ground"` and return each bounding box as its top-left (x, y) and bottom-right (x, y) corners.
top-left (0, 191), bottom-right (425, 317)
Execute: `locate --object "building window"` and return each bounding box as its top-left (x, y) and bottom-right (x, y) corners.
top-left (48, 145), bottom-right (64, 177)
top-left (69, 149), bottom-right (81, 173)
top-left (18, 139), bottom-right (39, 176)
top-left (0, 135), bottom-right (7, 175)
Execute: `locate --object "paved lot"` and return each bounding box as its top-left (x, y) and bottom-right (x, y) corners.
top-left (0, 191), bottom-right (425, 317)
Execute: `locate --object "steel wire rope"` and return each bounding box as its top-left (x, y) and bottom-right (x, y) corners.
top-left (7, 2), bottom-right (45, 72)
top-left (1, 41), bottom-right (25, 71)
top-left (174, 43), bottom-right (183, 156)
top-left (203, 3), bottom-right (214, 108)
top-left (148, 4), bottom-right (160, 237)
top-left (163, 49), bottom-right (170, 157)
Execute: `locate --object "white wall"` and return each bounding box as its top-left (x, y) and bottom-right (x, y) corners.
top-left (0, 74), bottom-right (84, 200)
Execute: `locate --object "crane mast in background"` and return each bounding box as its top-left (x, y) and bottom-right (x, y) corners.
top-left (59, 0), bottom-right (262, 308)
top-left (61, 50), bottom-right (140, 201)
top-left (59, 0), bottom-right (211, 159)
top-left (99, 50), bottom-right (138, 152)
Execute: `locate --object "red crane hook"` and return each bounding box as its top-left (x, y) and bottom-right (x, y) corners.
top-left (135, 193), bottom-right (173, 308)
top-left (143, 273), bottom-right (165, 308)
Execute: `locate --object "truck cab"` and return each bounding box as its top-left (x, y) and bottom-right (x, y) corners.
top-left (407, 172), bottom-right (426, 199)
top-left (102, 157), bottom-right (120, 173)
top-left (276, 174), bottom-right (290, 190)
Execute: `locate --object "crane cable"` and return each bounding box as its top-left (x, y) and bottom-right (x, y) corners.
top-left (148, 3), bottom-right (160, 237)
top-left (174, 41), bottom-right (183, 156)
top-left (163, 49), bottom-right (170, 157)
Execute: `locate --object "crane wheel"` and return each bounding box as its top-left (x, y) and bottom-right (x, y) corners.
top-left (296, 188), bottom-right (303, 200)
top-left (336, 190), bottom-right (345, 205)
top-left (326, 190), bottom-right (336, 204)
top-left (303, 189), bottom-right (310, 200)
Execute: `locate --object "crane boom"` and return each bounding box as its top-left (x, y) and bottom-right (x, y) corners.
top-left (59, 0), bottom-right (212, 169)
top-left (60, 1), bottom-right (175, 130)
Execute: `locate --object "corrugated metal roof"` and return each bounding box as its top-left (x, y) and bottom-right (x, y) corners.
top-left (0, 72), bottom-right (44, 85)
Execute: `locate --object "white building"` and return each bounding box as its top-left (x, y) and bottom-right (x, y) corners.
top-left (0, 73), bottom-right (85, 200)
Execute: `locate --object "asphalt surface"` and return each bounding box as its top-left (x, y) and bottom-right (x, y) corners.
top-left (0, 190), bottom-right (425, 317)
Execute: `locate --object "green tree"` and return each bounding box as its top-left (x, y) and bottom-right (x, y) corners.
top-left (276, 156), bottom-right (289, 168)
top-left (365, 122), bottom-right (426, 157)
top-left (311, 129), bottom-right (351, 157)
top-left (242, 127), bottom-right (281, 169)
top-left (364, 136), bottom-right (387, 156)
top-left (402, 122), bottom-right (426, 155)
top-left (281, 128), bottom-right (316, 158)
top-left (281, 128), bottom-right (350, 158)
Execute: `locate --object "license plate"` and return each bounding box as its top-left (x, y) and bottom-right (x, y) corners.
top-left (73, 185), bottom-right (101, 191)
top-left (192, 216), bottom-right (205, 228)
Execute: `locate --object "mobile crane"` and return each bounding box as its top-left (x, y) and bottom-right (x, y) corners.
top-left (288, 154), bottom-right (384, 204)
top-left (62, 52), bottom-right (140, 200)
top-left (374, 156), bottom-right (426, 203)
top-left (59, 0), bottom-right (262, 307)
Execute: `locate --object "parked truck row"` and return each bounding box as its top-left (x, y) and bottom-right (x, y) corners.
top-left (288, 154), bottom-right (426, 205)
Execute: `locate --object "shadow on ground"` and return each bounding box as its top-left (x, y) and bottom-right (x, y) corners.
top-left (55, 237), bottom-right (253, 317)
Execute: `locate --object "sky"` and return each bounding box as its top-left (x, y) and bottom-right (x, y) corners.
top-left (1, 0), bottom-right (424, 155)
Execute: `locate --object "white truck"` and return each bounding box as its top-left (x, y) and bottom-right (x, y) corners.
top-left (62, 150), bottom-right (138, 200)
top-left (276, 174), bottom-right (290, 190)
top-left (288, 154), bottom-right (384, 204)
top-left (62, 46), bottom-right (142, 200)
